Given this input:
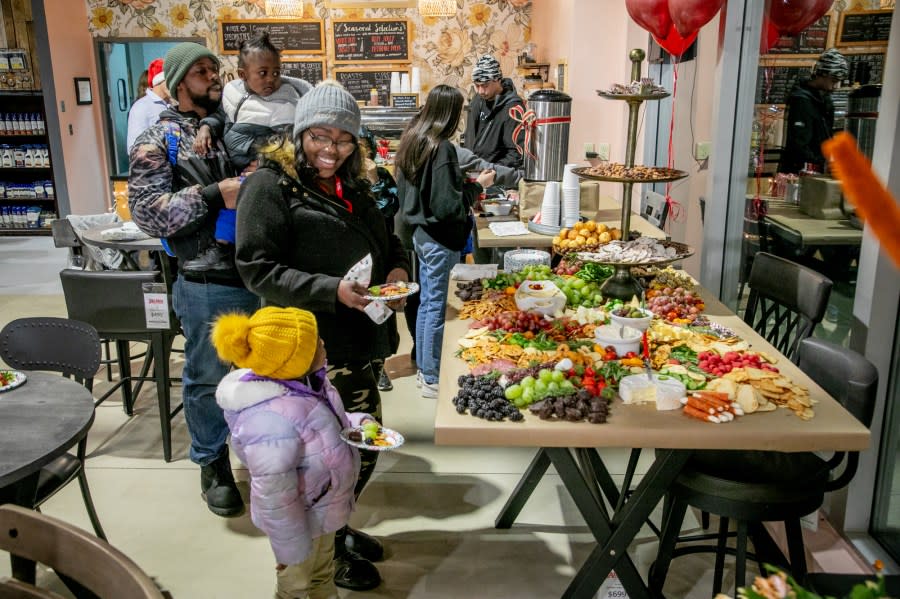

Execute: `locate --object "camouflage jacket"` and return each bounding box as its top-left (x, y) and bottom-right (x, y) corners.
top-left (128, 108), bottom-right (240, 282)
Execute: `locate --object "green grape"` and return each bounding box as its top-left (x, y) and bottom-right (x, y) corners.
top-left (571, 278), bottom-right (586, 289)
top-left (538, 369), bottom-right (553, 383)
top-left (520, 375), bottom-right (536, 388)
top-left (513, 396), bottom-right (528, 408)
top-left (362, 421), bottom-right (379, 434)
top-left (547, 381), bottom-right (560, 393)
top-left (522, 387), bottom-right (536, 403)
top-left (561, 380), bottom-right (575, 392)
top-left (504, 384), bottom-right (523, 400)
top-left (550, 370), bottom-right (565, 383)
top-left (534, 380), bottom-right (548, 394)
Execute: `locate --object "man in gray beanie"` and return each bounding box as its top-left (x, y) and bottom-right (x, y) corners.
top-left (129, 42), bottom-right (260, 518)
top-left (235, 79), bottom-right (411, 593)
top-left (778, 48), bottom-right (849, 174)
top-left (463, 54), bottom-right (525, 168)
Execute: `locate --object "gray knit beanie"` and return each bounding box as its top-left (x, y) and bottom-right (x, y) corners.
top-left (294, 80), bottom-right (361, 138)
top-left (164, 42), bottom-right (219, 93)
top-left (472, 55), bottom-right (502, 83)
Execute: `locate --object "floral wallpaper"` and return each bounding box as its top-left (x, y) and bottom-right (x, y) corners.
top-left (86, 0), bottom-right (532, 93)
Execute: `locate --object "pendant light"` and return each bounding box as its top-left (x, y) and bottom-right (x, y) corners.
top-left (265, 0), bottom-right (304, 18)
top-left (417, 0), bottom-right (456, 17)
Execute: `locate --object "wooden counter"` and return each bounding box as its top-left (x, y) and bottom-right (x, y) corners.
top-left (474, 196), bottom-right (667, 249)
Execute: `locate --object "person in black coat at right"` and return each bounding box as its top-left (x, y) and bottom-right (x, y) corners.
top-left (778, 49), bottom-right (849, 175)
top-left (463, 54), bottom-right (525, 169)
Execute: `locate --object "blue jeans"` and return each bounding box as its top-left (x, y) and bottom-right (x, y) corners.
top-left (413, 227), bottom-right (459, 385)
top-left (173, 277), bottom-right (259, 465)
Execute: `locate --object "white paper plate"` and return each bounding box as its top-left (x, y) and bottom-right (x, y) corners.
top-left (0, 370), bottom-right (27, 393)
top-left (340, 426), bottom-right (405, 452)
top-left (363, 282), bottom-right (419, 301)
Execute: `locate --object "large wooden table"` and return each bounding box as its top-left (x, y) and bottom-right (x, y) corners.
top-left (434, 285), bottom-right (870, 599)
top-left (475, 196), bottom-right (666, 249)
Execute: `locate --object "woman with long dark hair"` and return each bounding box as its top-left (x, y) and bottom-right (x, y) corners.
top-left (396, 84), bottom-right (494, 398)
top-left (235, 80), bottom-right (410, 592)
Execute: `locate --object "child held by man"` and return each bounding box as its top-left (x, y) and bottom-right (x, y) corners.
top-left (212, 306), bottom-right (372, 599)
top-left (184, 31), bottom-right (311, 274)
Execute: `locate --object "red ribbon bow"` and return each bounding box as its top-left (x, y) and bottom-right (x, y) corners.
top-left (508, 104), bottom-right (572, 160)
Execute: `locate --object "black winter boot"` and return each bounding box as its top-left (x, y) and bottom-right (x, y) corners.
top-left (200, 448), bottom-right (244, 517)
top-left (334, 526), bottom-right (382, 590)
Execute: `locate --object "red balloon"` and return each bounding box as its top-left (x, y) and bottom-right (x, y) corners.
top-left (761, 17), bottom-right (781, 53)
top-left (626, 0), bottom-right (673, 39)
top-left (653, 24), bottom-right (699, 57)
top-left (766, 0), bottom-right (833, 35)
top-left (669, 0), bottom-right (726, 37)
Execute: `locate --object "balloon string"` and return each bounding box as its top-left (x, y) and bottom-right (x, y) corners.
top-left (664, 60), bottom-right (683, 229)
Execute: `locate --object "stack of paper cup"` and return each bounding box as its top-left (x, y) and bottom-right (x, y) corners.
top-left (561, 164), bottom-right (580, 227)
top-left (411, 67), bottom-right (422, 93)
top-left (400, 73), bottom-right (411, 93)
top-left (390, 72), bottom-right (401, 94)
top-left (540, 181), bottom-right (560, 228)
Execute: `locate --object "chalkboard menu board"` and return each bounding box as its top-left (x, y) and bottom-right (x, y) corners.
top-left (390, 93), bottom-right (418, 109)
top-left (767, 15), bottom-right (829, 54)
top-left (335, 68), bottom-right (407, 106)
top-left (332, 19), bottom-right (411, 63)
top-left (219, 20), bottom-right (325, 55)
top-left (838, 10), bottom-right (892, 45)
top-left (281, 59), bottom-right (325, 85)
top-left (755, 65), bottom-right (809, 105)
top-left (845, 53), bottom-right (886, 85)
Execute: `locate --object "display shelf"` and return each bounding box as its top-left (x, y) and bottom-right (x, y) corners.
top-left (0, 227), bottom-right (50, 236)
top-left (0, 91), bottom-right (57, 236)
top-left (578, 48), bottom-right (691, 300)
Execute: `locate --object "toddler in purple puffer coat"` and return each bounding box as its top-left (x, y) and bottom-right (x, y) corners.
top-left (212, 306), bottom-right (373, 599)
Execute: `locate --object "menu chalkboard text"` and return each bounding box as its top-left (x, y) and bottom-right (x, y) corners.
top-left (281, 59), bottom-right (325, 85)
top-left (333, 19), bottom-right (411, 63)
top-left (767, 15), bottom-right (829, 55)
top-left (219, 19), bottom-right (325, 55)
top-left (390, 93), bottom-right (419, 109)
top-left (335, 68), bottom-right (408, 106)
top-left (838, 10), bottom-right (892, 45)
top-left (755, 65), bottom-right (809, 105)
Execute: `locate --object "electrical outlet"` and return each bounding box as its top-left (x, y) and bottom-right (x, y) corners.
top-left (584, 142), bottom-right (596, 158)
top-left (597, 143), bottom-right (611, 162)
top-left (694, 141), bottom-right (711, 160)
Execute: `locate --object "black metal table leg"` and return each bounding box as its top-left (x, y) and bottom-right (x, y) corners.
top-left (545, 448), bottom-right (647, 599)
top-left (495, 448), bottom-right (551, 528)
top-left (561, 449), bottom-right (692, 599)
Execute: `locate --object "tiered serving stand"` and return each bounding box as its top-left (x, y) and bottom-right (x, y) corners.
top-left (573, 49), bottom-right (692, 301)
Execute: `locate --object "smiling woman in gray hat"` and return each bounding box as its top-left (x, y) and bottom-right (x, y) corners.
top-left (234, 80), bottom-right (411, 593)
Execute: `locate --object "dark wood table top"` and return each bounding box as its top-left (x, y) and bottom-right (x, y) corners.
top-left (0, 372), bottom-right (94, 487)
top-left (80, 223), bottom-right (165, 253)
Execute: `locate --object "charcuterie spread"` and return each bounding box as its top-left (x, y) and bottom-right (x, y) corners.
top-left (449, 259), bottom-right (815, 425)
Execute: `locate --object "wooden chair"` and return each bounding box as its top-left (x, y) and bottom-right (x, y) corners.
top-left (0, 318), bottom-right (106, 540)
top-left (59, 270), bottom-right (182, 462)
top-left (649, 338), bottom-right (879, 597)
top-left (742, 252), bottom-right (832, 363)
top-left (0, 504), bottom-right (166, 598)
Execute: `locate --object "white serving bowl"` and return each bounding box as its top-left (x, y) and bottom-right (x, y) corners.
top-left (593, 324), bottom-right (642, 356)
top-left (515, 280), bottom-right (566, 316)
top-left (608, 307), bottom-right (654, 332)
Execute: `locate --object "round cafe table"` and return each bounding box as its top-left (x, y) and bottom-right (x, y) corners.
top-left (79, 223), bottom-right (174, 288)
top-left (0, 371), bottom-right (95, 583)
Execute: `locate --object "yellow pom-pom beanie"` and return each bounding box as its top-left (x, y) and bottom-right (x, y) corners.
top-left (211, 306), bottom-right (319, 379)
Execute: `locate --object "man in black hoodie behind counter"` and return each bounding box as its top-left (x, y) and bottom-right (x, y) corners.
top-left (463, 54), bottom-right (525, 169)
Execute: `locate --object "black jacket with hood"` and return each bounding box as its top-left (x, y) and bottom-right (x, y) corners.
top-left (463, 78), bottom-right (525, 169)
top-left (778, 80), bottom-right (835, 174)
